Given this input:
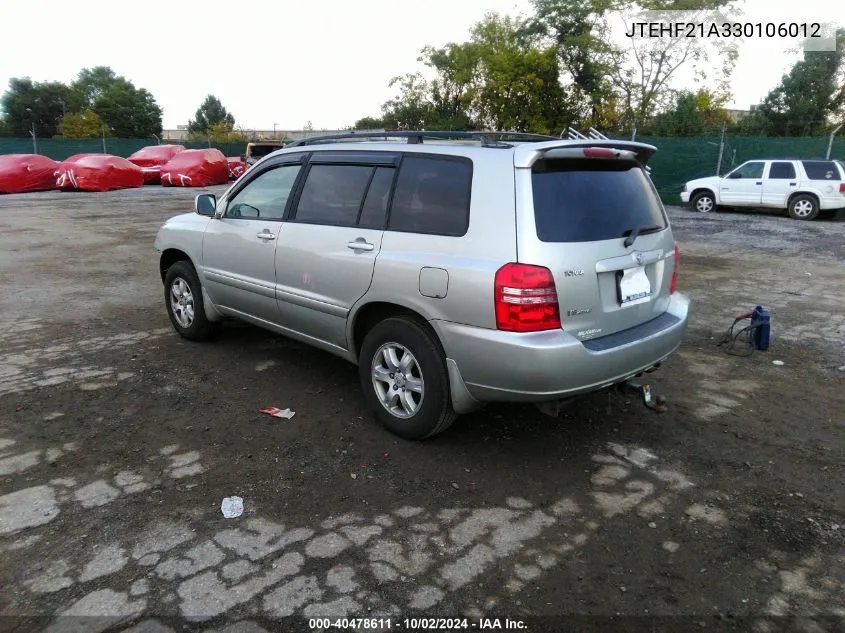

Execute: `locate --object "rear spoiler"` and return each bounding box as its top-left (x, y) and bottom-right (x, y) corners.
top-left (514, 140), bottom-right (658, 169)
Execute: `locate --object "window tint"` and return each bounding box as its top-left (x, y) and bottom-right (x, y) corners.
top-left (358, 167), bottom-right (394, 229)
top-left (802, 161), bottom-right (841, 181)
top-left (532, 159), bottom-right (667, 243)
top-left (225, 164), bottom-right (301, 220)
top-left (295, 165), bottom-right (373, 225)
top-left (388, 156), bottom-right (472, 236)
top-left (731, 162), bottom-right (765, 179)
top-left (768, 162), bottom-right (795, 179)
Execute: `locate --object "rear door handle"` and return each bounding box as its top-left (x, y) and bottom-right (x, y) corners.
top-left (347, 240), bottom-right (374, 252)
top-left (256, 230), bottom-right (276, 240)
top-left (789, 182), bottom-right (797, 186)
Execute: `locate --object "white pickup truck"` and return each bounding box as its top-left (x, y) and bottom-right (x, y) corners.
top-left (681, 158), bottom-right (845, 220)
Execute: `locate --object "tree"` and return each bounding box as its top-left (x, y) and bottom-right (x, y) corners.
top-left (93, 82), bottom-right (162, 137)
top-left (644, 89), bottom-right (731, 136)
top-left (753, 28), bottom-right (845, 136)
top-left (0, 118), bottom-right (10, 136)
top-left (521, 0), bottom-right (623, 127)
top-left (188, 95), bottom-right (235, 135)
top-left (72, 66), bottom-right (121, 109)
top-left (58, 109), bottom-right (108, 138)
top-left (353, 116), bottom-right (385, 129)
top-left (208, 120), bottom-right (248, 143)
top-left (0, 77), bottom-right (78, 137)
top-left (609, 1), bottom-right (740, 126)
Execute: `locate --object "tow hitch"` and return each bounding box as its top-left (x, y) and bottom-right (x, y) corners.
top-left (620, 381), bottom-right (668, 413)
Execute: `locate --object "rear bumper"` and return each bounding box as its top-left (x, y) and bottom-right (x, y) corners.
top-left (680, 192), bottom-right (691, 204)
top-left (433, 293), bottom-right (690, 404)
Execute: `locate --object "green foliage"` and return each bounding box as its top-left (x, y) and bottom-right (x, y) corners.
top-left (0, 67), bottom-right (162, 139)
top-left (353, 116), bottom-right (385, 129)
top-left (188, 95), bottom-right (235, 135)
top-left (753, 28), bottom-right (845, 136)
top-left (93, 82), bottom-right (162, 138)
top-left (57, 109), bottom-right (108, 138)
top-left (380, 13), bottom-right (573, 133)
top-left (0, 118), bottom-right (10, 137)
top-left (643, 89), bottom-right (731, 136)
top-left (0, 77), bottom-right (79, 137)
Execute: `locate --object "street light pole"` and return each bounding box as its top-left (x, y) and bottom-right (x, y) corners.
top-left (30, 122), bottom-right (37, 154)
top-left (273, 122), bottom-right (278, 139)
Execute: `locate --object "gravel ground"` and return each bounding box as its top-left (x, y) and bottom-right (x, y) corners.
top-left (1, 187), bottom-right (843, 633)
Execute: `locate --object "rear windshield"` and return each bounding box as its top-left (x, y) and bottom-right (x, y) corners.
top-left (531, 159), bottom-right (667, 243)
top-left (249, 145), bottom-right (284, 158)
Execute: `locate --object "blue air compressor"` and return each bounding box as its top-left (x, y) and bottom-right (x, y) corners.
top-left (717, 305), bottom-right (771, 356)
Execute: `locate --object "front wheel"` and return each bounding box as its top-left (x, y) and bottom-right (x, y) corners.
top-left (358, 316), bottom-right (456, 440)
top-left (164, 261), bottom-right (215, 341)
top-left (788, 195), bottom-right (819, 221)
top-left (690, 191), bottom-right (716, 213)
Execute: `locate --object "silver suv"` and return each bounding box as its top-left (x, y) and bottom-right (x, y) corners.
top-left (155, 131), bottom-right (690, 440)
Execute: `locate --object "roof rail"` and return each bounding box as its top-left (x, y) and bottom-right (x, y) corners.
top-left (284, 130), bottom-right (559, 148)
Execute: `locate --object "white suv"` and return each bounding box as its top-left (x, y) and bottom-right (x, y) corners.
top-left (681, 159), bottom-right (845, 220)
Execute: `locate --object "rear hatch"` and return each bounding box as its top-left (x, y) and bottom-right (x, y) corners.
top-left (512, 143), bottom-right (677, 342)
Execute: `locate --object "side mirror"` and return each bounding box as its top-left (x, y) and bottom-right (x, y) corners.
top-left (195, 193), bottom-right (217, 216)
top-left (727, 172), bottom-right (742, 179)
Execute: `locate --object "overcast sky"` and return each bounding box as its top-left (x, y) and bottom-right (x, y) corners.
top-left (0, 0), bottom-right (842, 131)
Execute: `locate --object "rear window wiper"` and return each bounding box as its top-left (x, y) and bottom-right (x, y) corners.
top-left (622, 224), bottom-right (662, 248)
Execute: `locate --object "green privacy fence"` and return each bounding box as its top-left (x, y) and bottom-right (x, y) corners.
top-left (0, 138), bottom-right (246, 161)
top-left (638, 134), bottom-right (845, 204)
top-left (1, 134), bottom-right (842, 203)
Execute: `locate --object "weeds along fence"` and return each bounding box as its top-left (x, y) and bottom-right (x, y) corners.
top-left (1, 134), bottom-right (842, 205)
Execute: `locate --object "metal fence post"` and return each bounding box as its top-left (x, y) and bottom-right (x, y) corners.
top-left (716, 122), bottom-right (727, 176)
top-left (826, 124), bottom-right (842, 159)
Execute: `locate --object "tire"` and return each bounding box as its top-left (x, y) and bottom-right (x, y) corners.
top-left (788, 194), bottom-right (819, 221)
top-left (690, 191), bottom-right (716, 213)
top-left (164, 261), bottom-right (215, 341)
top-left (358, 316), bottom-right (456, 440)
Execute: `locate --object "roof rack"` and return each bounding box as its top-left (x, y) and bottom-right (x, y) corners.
top-left (285, 130), bottom-right (559, 148)
top-left (563, 126), bottom-right (609, 140)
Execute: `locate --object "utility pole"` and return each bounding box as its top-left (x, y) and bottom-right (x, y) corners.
top-left (716, 122), bottom-right (727, 176)
top-left (102, 126), bottom-right (107, 154)
top-left (631, 119), bottom-right (637, 142)
top-left (273, 122), bottom-right (278, 139)
top-left (826, 124), bottom-right (842, 160)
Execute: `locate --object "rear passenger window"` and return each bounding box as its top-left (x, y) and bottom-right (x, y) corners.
top-left (532, 159), bottom-right (667, 243)
top-left (802, 161), bottom-right (840, 180)
top-left (388, 156), bottom-right (472, 236)
top-left (768, 162), bottom-right (795, 179)
top-left (294, 165), bottom-right (373, 226)
top-left (358, 167), bottom-right (394, 229)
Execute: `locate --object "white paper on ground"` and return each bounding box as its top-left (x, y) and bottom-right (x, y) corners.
top-left (221, 496), bottom-right (244, 518)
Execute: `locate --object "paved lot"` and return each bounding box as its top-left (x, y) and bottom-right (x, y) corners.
top-left (1, 187), bottom-right (844, 632)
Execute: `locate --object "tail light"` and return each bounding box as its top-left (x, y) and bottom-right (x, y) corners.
top-left (682, 184), bottom-right (688, 192)
top-left (839, 183), bottom-right (845, 193)
top-left (494, 263), bottom-right (561, 332)
top-left (669, 242), bottom-right (680, 294)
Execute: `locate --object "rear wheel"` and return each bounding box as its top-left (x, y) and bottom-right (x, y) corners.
top-left (164, 261), bottom-right (215, 341)
top-left (788, 194), bottom-right (819, 221)
top-left (358, 316), bottom-right (456, 440)
top-left (691, 191), bottom-right (716, 213)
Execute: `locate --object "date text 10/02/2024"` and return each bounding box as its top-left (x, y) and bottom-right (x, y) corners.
top-left (308, 617), bottom-right (528, 630)
top-left (625, 21), bottom-right (822, 39)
